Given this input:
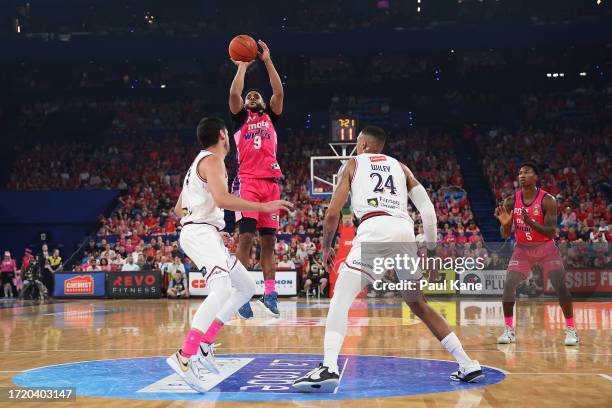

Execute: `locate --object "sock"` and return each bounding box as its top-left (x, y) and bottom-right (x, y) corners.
top-left (441, 332), bottom-right (473, 367)
top-left (565, 317), bottom-right (575, 328)
top-left (180, 329), bottom-right (205, 358)
top-left (323, 332), bottom-right (343, 373)
top-left (264, 279), bottom-right (275, 295)
top-left (504, 316), bottom-right (513, 328)
top-left (182, 275), bottom-right (232, 357)
top-left (203, 319), bottom-right (223, 344)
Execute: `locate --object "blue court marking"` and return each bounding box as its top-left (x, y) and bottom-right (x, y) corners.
top-left (13, 353), bottom-right (506, 401)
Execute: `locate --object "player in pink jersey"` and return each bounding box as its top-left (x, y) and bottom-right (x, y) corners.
top-left (229, 39), bottom-right (284, 318)
top-left (495, 162), bottom-right (578, 346)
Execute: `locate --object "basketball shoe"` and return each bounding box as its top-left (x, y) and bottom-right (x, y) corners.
top-left (564, 327), bottom-right (579, 346)
top-left (237, 302), bottom-right (254, 319)
top-left (198, 343), bottom-right (220, 374)
top-left (497, 326), bottom-right (516, 344)
top-left (166, 350), bottom-right (208, 393)
top-left (292, 364), bottom-right (340, 393)
top-left (450, 360), bottom-right (485, 383)
top-left (258, 291), bottom-right (280, 317)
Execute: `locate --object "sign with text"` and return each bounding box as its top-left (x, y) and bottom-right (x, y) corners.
top-left (189, 271), bottom-right (297, 296)
top-left (107, 271), bottom-right (162, 298)
top-left (53, 272), bottom-right (106, 298)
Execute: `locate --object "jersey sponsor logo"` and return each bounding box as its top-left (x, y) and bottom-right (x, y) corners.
top-left (369, 155), bottom-right (387, 162)
top-left (247, 122), bottom-right (270, 131)
top-left (533, 205), bottom-right (540, 216)
top-left (367, 197), bottom-right (379, 207)
top-left (271, 213), bottom-right (278, 220)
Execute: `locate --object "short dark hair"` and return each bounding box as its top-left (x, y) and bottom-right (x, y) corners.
top-left (519, 161), bottom-right (540, 176)
top-left (196, 117), bottom-right (226, 148)
top-left (245, 88), bottom-right (266, 100)
top-left (361, 125), bottom-right (386, 144)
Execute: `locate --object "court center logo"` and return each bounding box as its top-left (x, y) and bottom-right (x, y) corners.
top-left (13, 354), bottom-right (506, 402)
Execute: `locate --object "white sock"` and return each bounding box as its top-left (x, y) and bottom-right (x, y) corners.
top-left (322, 269), bottom-right (365, 373)
top-left (216, 259), bottom-right (256, 323)
top-left (441, 332), bottom-right (473, 367)
top-left (191, 275), bottom-right (232, 332)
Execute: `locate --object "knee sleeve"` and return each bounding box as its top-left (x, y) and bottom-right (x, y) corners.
top-left (230, 258), bottom-right (256, 297)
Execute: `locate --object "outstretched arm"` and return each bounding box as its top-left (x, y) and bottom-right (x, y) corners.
top-left (258, 40), bottom-right (284, 115)
top-left (199, 155), bottom-right (292, 213)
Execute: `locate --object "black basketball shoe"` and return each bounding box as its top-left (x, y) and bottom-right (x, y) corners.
top-left (292, 363), bottom-right (340, 393)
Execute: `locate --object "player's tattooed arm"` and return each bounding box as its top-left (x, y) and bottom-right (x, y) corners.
top-left (258, 40), bottom-right (284, 115)
top-left (522, 194), bottom-right (557, 239)
top-left (321, 159), bottom-right (355, 270)
top-left (495, 196), bottom-right (514, 239)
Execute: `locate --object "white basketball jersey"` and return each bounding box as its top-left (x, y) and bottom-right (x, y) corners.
top-left (350, 153), bottom-right (412, 222)
top-left (180, 150), bottom-right (226, 229)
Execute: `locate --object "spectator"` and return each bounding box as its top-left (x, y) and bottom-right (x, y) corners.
top-left (121, 255), bottom-right (140, 271)
top-left (167, 270), bottom-right (189, 298)
top-left (49, 249), bottom-right (62, 273)
top-left (99, 258), bottom-right (112, 272)
top-left (277, 254), bottom-right (296, 269)
top-left (1, 251), bottom-right (17, 298)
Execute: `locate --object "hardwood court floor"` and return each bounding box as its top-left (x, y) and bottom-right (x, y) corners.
top-left (0, 297), bottom-right (610, 407)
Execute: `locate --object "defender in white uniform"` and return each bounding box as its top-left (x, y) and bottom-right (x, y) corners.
top-left (166, 117), bottom-right (291, 393)
top-left (293, 126), bottom-right (483, 393)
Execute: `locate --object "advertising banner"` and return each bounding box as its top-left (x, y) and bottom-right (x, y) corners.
top-left (459, 269), bottom-right (507, 295)
top-left (107, 271), bottom-right (162, 298)
top-left (544, 269), bottom-right (612, 294)
top-left (189, 271), bottom-right (297, 296)
top-left (53, 272), bottom-right (106, 298)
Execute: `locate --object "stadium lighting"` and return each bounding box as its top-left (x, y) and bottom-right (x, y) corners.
top-left (553, 73), bottom-right (559, 77)
top-left (417, 6), bottom-right (421, 12)
top-left (559, 73), bottom-right (565, 77)
top-left (547, 73), bottom-right (552, 77)
top-left (160, 84), bottom-right (166, 88)
top-left (579, 72), bottom-right (587, 76)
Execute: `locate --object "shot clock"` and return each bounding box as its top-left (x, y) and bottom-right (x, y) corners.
top-left (330, 116), bottom-right (358, 142)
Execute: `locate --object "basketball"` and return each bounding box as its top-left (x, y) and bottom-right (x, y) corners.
top-left (229, 35), bottom-right (258, 62)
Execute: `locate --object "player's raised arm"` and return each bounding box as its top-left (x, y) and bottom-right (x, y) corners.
top-left (401, 163), bottom-right (437, 250)
top-left (229, 60), bottom-right (253, 114)
top-left (198, 153), bottom-right (292, 213)
top-left (521, 194), bottom-right (557, 239)
top-left (321, 159), bottom-right (355, 270)
top-left (495, 196), bottom-right (514, 239)
top-left (258, 40), bottom-right (284, 115)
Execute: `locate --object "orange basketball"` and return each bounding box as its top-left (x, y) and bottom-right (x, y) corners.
top-left (228, 35), bottom-right (258, 62)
